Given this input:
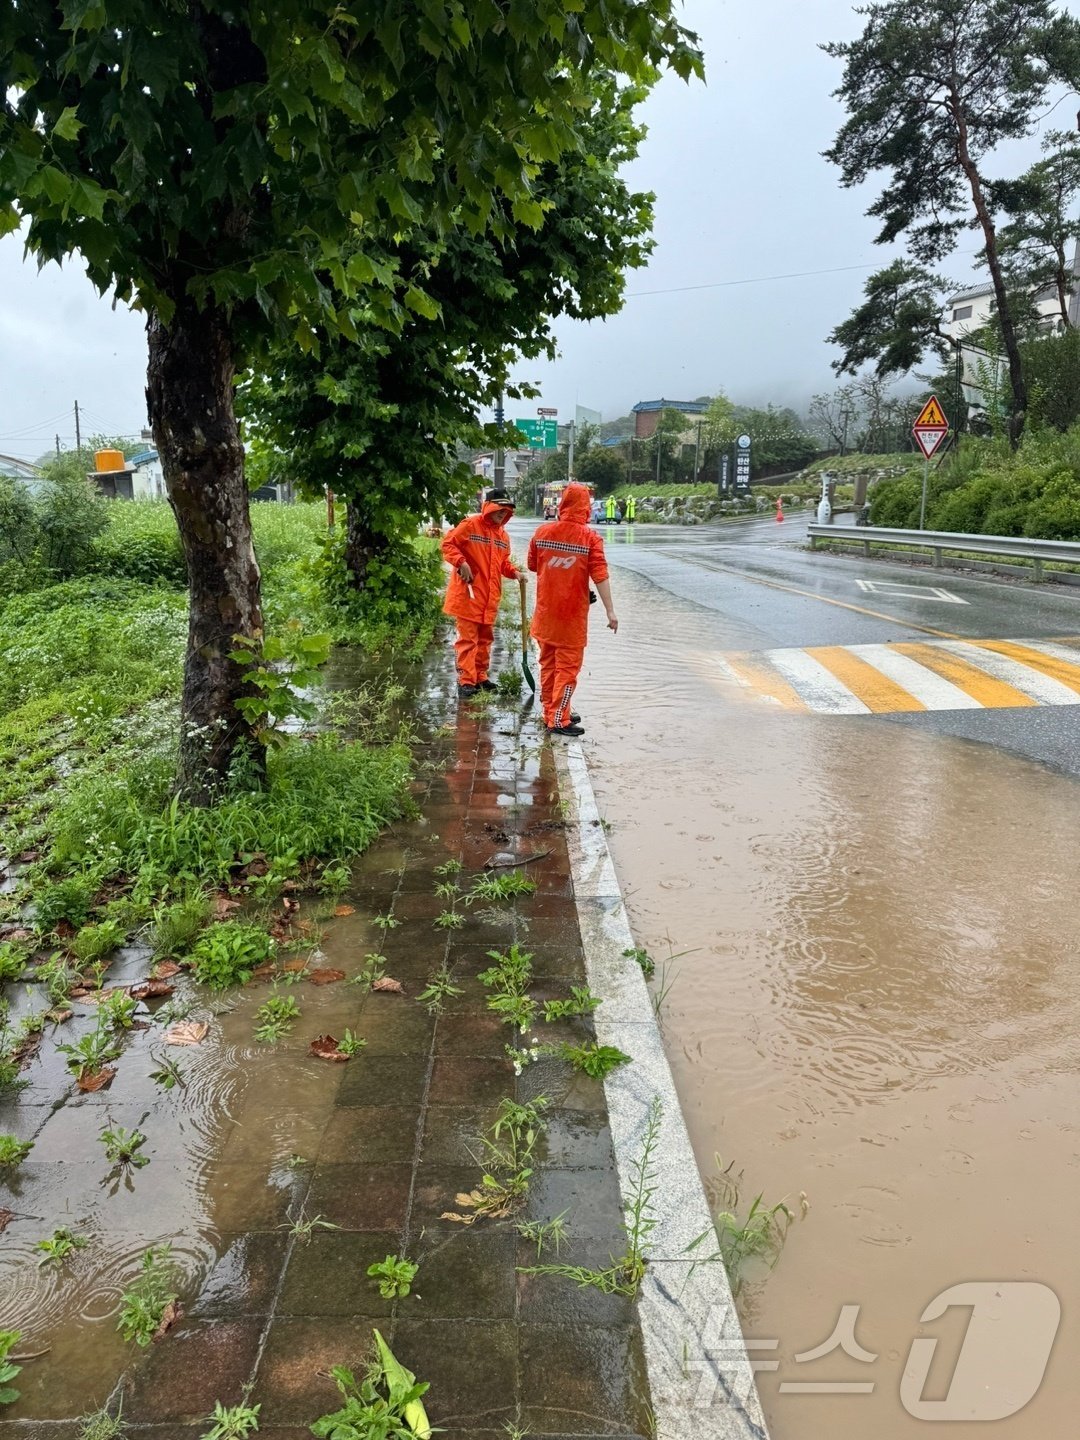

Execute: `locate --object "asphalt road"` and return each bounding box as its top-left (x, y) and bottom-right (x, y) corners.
top-left (570, 512), bottom-right (1080, 779)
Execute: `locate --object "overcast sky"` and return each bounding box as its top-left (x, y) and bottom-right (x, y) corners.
top-left (1, 0), bottom-right (1076, 459)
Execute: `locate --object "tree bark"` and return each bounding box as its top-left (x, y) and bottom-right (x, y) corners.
top-left (146, 299), bottom-right (264, 802)
top-left (952, 98), bottom-right (1027, 448)
top-left (343, 500), bottom-right (384, 590)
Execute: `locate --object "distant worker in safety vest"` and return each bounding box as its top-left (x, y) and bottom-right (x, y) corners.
top-left (626, 495), bottom-right (637, 524)
top-left (527, 482), bottom-right (618, 736)
top-left (604, 494), bottom-right (616, 524)
top-left (442, 490), bottom-right (523, 699)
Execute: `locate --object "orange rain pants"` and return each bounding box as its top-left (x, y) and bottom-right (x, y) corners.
top-left (454, 620), bottom-right (495, 688)
top-left (539, 642), bottom-right (584, 729)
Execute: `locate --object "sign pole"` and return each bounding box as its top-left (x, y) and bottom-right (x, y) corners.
top-left (919, 459), bottom-right (928, 531)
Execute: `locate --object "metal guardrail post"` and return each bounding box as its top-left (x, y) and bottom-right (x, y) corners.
top-left (1033, 558), bottom-right (1044, 583)
top-left (933, 547), bottom-right (942, 569)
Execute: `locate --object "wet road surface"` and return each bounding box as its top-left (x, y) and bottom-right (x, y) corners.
top-left (509, 514), bottom-right (1080, 1439)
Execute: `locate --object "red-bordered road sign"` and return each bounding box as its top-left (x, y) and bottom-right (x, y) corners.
top-left (913, 394), bottom-right (949, 459)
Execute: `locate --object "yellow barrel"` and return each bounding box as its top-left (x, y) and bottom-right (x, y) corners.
top-left (95, 449), bottom-right (125, 472)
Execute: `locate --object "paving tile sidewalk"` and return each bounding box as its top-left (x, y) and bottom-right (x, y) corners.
top-left (102, 685), bottom-right (656, 1436)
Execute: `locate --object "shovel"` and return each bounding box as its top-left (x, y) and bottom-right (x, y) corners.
top-left (518, 577), bottom-right (536, 694)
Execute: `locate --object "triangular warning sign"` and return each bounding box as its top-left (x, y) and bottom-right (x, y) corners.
top-left (914, 395), bottom-right (947, 429)
top-left (914, 427), bottom-right (948, 459)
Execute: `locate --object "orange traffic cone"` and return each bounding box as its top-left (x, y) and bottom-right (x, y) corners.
top-left (775, 497), bottom-right (784, 523)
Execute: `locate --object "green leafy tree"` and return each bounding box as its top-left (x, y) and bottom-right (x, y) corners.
top-left (823, 0), bottom-right (1080, 447)
top-left (1, 1), bottom-right (701, 799)
top-left (828, 260), bottom-right (951, 379)
top-left (243, 79), bottom-right (661, 598)
top-left (577, 447), bottom-right (626, 496)
top-left (994, 129), bottom-right (1080, 329)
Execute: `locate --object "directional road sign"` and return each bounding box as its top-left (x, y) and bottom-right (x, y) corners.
top-left (912, 395), bottom-right (949, 459)
top-left (514, 418), bottom-right (558, 450)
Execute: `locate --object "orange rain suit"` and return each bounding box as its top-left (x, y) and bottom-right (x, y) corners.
top-left (442, 501), bottom-right (520, 687)
top-left (527, 482), bottom-right (609, 729)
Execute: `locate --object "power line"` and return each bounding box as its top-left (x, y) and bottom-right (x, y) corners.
top-left (625, 248), bottom-right (986, 300)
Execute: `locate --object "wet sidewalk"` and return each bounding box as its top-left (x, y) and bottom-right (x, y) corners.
top-left (0, 675), bottom-right (654, 1437)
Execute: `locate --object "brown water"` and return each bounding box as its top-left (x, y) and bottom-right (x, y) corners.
top-left (579, 567), bottom-right (1080, 1438)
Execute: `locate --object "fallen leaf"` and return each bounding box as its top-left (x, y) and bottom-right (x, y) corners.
top-left (212, 895), bottom-right (241, 920)
top-left (15, 849), bottom-right (41, 863)
top-left (250, 963), bottom-right (277, 981)
top-left (371, 977), bottom-right (403, 994)
top-left (282, 896), bottom-right (300, 913)
top-left (77, 988), bottom-right (121, 1007)
top-left (76, 1066), bottom-right (116, 1092)
top-left (240, 856), bottom-right (269, 879)
top-left (309, 1034), bottom-right (349, 1062)
top-left (165, 1021), bottom-right (209, 1047)
top-left (440, 1211), bottom-right (475, 1224)
top-left (283, 959), bottom-right (309, 973)
top-left (0, 1208), bottom-right (13, 1233)
top-left (308, 968), bottom-right (345, 986)
top-left (152, 960), bottom-right (182, 979)
top-left (10, 1032), bottom-right (42, 1065)
top-left (0, 925), bottom-right (33, 943)
top-left (455, 1191), bottom-right (481, 1207)
top-left (130, 978), bottom-right (175, 1001)
top-left (45, 1008), bottom-right (73, 1025)
top-left (333, 904), bottom-right (355, 917)
top-left (152, 1299), bottom-right (183, 1343)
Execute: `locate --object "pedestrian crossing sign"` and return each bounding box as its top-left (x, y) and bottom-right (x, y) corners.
top-left (914, 395), bottom-right (947, 429)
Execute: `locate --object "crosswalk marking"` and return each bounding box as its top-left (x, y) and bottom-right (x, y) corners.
top-left (714, 637), bottom-right (1080, 716)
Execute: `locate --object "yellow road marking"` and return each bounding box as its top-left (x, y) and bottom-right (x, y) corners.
top-left (808, 646), bottom-right (927, 713)
top-left (893, 643), bottom-right (1036, 708)
top-left (723, 654), bottom-right (808, 710)
top-left (967, 639), bottom-right (1080, 697)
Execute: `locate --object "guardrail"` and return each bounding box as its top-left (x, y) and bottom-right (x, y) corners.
top-left (807, 524), bottom-right (1080, 581)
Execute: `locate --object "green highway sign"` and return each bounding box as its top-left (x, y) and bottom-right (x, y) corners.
top-left (514, 418), bottom-right (558, 450)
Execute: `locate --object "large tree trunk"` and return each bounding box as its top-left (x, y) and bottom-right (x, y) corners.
top-left (146, 300), bottom-right (264, 803)
top-left (953, 100), bottom-right (1027, 449)
top-left (343, 500), bottom-right (384, 590)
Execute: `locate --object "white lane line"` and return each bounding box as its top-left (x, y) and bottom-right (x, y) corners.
top-left (934, 640), bottom-right (1080, 705)
top-left (846, 644), bottom-right (984, 710)
top-left (854, 579), bottom-right (968, 604)
top-left (764, 649), bottom-right (871, 714)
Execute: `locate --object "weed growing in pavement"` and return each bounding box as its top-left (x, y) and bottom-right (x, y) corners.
top-left (487, 992), bottom-right (538, 1031)
top-left (100, 1124), bottom-right (149, 1170)
top-left (372, 912), bottom-right (399, 931)
top-left (149, 1056), bottom-right (185, 1090)
top-left (516, 1212), bottom-right (569, 1260)
top-left (77, 1406), bottom-right (125, 1440)
top-left (0, 943), bottom-right (28, 983)
top-left (497, 669), bottom-right (523, 699)
top-left (35, 1227), bottom-right (89, 1268)
top-left (316, 861), bottom-right (351, 896)
top-left (151, 892), bottom-right (211, 958)
top-left (282, 1209), bottom-right (339, 1241)
top-left (433, 908), bottom-right (464, 931)
top-left (337, 1029), bottom-right (366, 1057)
top-left (99, 991), bottom-right (139, 1032)
top-left (0, 1136), bottom-right (32, 1167)
top-left (200, 1401), bottom-right (261, 1439)
top-left (691, 1158), bottom-right (798, 1296)
top-left (253, 993), bottom-right (300, 1043)
top-left (433, 879), bottom-right (459, 901)
top-left (366, 1253), bottom-right (419, 1299)
top-left (286, 1153), bottom-right (309, 1170)
top-left (520, 1098), bottom-right (661, 1297)
top-left (190, 923), bottom-right (274, 989)
top-left (33, 872), bottom-right (99, 932)
top-left (467, 871), bottom-right (536, 903)
top-left (0, 1329), bottom-right (23, 1405)
top-left (350, 954), bottom-right (388, 991)
top-left (433, 859), bottom-right (463, 878)
top-left (479, 943), bottom-right (533, 994)
top-left (469, 1096), bottom-right (549, 1219)
top-left (623, 946), bottom-right (655, 978)
top-left (116, 1245), bottom-right (178, 1346)
top-left (71, 919), bottom-right (124, 968)
top-left (310, 1335), bottom-right (431, 1440)
top-left (557, 1041), bottom-right (631, 1080)
top-left (416, 965), bottom-right (463, 1014)
top-left (57, 1017), bottom-right (122, 1081)
top-left (543, 986), bottom-right (602, 1023)
top-left (37, 951), bottom-right (79, 1006)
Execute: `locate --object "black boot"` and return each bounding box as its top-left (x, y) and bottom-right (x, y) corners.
top-left (476, 679), bottom-right (499, 693)
top-left (547, 723), bottom-right (585, 737)
top-left (457, 683), bottom-right (478, 698)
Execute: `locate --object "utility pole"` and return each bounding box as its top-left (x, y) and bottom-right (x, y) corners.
top-left (694, 420), bottom-right (702, 482)
top-left (74, 400), bottom-right (81, 452)
top-left (567, 420), bottom-right (575, 480)
top-left (655, 425), bottom-right (662, 485)
top-left (494, 393), bottom-right (505, 489)
top-left (55, 434), bottom-right (61, 457)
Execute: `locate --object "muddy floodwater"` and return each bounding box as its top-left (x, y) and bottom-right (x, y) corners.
top-left (579, 565), bottom-right (1080, 1438)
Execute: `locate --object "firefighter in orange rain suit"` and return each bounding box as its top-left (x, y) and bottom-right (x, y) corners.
top-left (441, 492), bottom-right (522, 697)
top-left (527, 482), bottom-right (618, 735)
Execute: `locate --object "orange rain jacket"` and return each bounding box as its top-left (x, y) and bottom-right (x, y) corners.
top-left (527, 482), bottom-right (609, 649)
top-left (441, 501), bottom-right (520, 625)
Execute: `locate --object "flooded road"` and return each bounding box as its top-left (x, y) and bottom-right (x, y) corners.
top-left (558, 528), bottom-right (1080, 1438)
